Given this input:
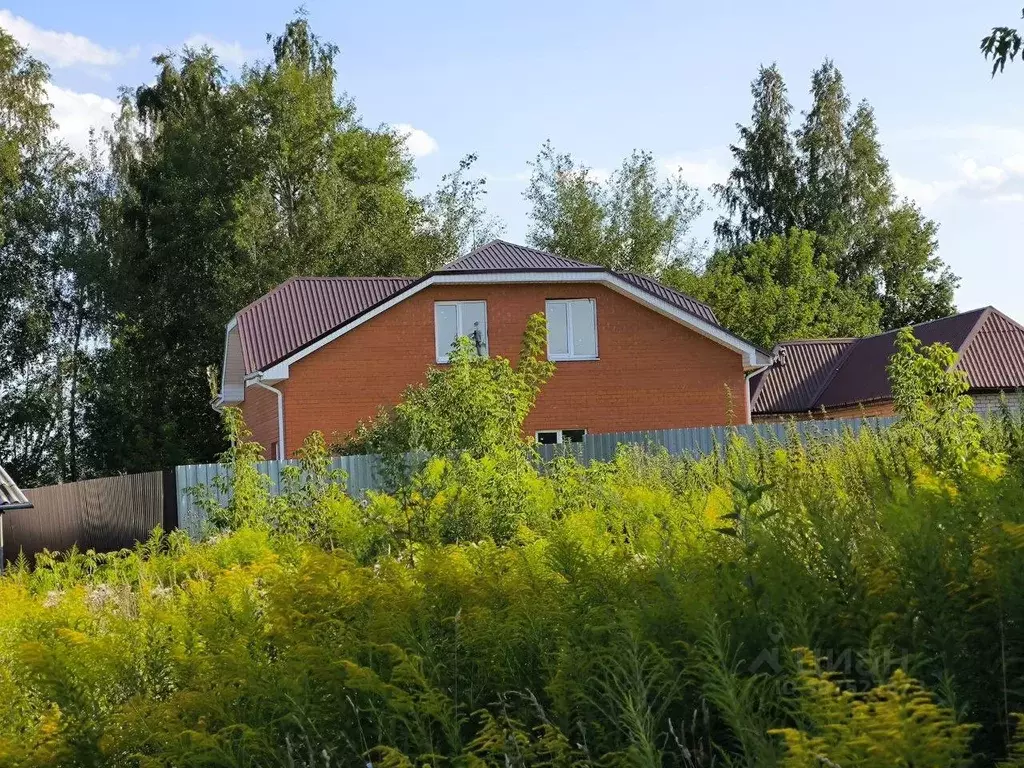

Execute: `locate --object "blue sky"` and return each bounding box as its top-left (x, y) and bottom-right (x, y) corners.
top-left (4, 1), bottom-right (1023, 321)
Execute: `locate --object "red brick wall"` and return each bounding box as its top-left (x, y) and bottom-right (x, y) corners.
top-left (242, 380), bottom-right (288, 458)
top-left (247, 282), bottom-right (749, 455)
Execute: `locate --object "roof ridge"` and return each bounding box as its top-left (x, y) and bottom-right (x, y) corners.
top-left (444, 239), bottom-right (599, 270)
top-left (287, 275), bottom-right (415, 282)
top-left (806, 337), bottom-right (861, 409)
top-left (858, 307), bottom-right (989, 342)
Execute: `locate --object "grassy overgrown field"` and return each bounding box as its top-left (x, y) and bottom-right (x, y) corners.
top-left (3, 325), bottom-right (1024, 767)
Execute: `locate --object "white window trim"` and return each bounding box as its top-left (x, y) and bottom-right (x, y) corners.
top-left (546, 298), bottom-right (598, 361)
top-left (535, 429), bottom-right (587, 445)
top-left (434, 300), bottom-right (488, 363)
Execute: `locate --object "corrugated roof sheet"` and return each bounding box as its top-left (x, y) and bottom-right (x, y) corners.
top-left (750, 339), bottom-right (855, 414)
top-left (442, 240), bottom-right (601, 271)
top-left (815, 309), bottom-right (986, 408)
top-left (958, 309), bottom-right (1024, 389)
top-left (615, 271), bottom-right (720, 326)
top-left (751, 307), bottom-right (1024, 414)
top-left (237, 277), bottom-right (415, 374)
top-left (0, 464), bottom-right (32, 510)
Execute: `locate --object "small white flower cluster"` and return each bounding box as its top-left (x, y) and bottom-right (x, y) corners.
top-left (87, 583), bottom-right (116, 611)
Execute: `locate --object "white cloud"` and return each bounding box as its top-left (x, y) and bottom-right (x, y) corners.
top-left (661, 155), bottom-right (728, 189)
top-left (45, 83), bottom-right (118, 154)
top-left (183, 34), bottom-right (254, 67)
top-left (0, 9), bottom-right (129, 68)
top-left (892, 123), bottom-right (1024, 207)
top-left (392, 123), bottom-right (439, 157)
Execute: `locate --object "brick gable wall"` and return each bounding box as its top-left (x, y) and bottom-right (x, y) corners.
top-left (243, 282), bottom-right (748, 456)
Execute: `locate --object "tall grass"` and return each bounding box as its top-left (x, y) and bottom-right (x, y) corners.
top-left (1, 412), bottom-right (1023, 766)
top-left (2, 330), bottom-right (1024, 766)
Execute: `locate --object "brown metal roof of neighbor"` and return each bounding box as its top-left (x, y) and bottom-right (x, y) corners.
top-left (237, 277), bottom-right (415, 374)
top-left (750, 339), bottom-right (856, 414)
top-left (958, 309), bottom-right (1024, 389)
top-left (814, 309), bottom-right (987, 408)
top-left (751, 307), bottom-right (1024, 415)
top-left (442, 240), bottom-right (601, 271)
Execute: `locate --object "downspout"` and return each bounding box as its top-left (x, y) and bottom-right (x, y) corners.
top-left (248, 374), bottom-right (285, 461)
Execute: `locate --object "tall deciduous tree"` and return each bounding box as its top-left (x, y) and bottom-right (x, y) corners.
top-left (0, 30), bottom-right (105, 485)
top-left (665, 229), bottom-right (880, 350)
top-left (84, 16), bottom-right (496, 474)
top-left (525, 141), bottom-right (704, 274)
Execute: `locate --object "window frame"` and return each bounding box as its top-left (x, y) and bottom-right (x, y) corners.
top-left (535, 429), bottom-right (587, 445)
top-left (545, 298), bottom-right (599, 361)
top-left (434, 300), bottom-right (489, 363)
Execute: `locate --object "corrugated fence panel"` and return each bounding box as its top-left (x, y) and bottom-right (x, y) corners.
top-left (4, 471), bottom-right (169, 564)
top-left (174, 415), bottom-right (898, 537)
top-left (175, 454), bottom-right (389, 538)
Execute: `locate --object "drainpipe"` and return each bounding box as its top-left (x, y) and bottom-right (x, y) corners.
top-left (247, 374), bottom-right (285, 461)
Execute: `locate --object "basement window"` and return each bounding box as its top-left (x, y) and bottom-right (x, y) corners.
top-left (546, 299), bottom-right (598, 360)
top-left (435, 301), bottom-right (488, 362)
top-left (536, 429), bottom-right (586, 445)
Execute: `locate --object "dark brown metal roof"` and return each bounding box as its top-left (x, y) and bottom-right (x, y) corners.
top-left (958, 309), bottom-right (1024, 389)
top-left (441, 240), bottom-right (601, 271)
top-left (751, 307), bottom-right (1024, 414)
top-left (615, 271), bottom-right (720, 325)
top-left (750, 339), bottom-right (856, 414)
top-left (237, 277), bottom-right (415, 374)
top-left (815, 309), bottom-right (986, 408)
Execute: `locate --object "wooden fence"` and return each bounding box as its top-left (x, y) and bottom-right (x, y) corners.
top-left (2, 471), bottom-right (176, 565)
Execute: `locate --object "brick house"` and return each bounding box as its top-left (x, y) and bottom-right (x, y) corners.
top-left (749, 306), bottom-right (1024, 421)
top-left (216, 241), bottom-right (772, 458)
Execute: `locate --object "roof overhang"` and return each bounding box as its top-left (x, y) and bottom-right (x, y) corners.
top-left (224, 270), bottom-right (773, 393)
top-left (0, 464), bottom-right (33, 512)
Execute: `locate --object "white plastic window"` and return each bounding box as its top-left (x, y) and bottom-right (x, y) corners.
top-left (434, 301), bottom-right (488, 362)
top-left (546, 299), bottom-right (597, 360)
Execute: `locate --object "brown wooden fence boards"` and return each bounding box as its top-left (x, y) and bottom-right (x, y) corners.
top-left (2, 470), bottom-right (174, 564)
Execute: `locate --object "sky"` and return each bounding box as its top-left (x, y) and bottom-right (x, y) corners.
top-left (3, 1), bottom-right (1023, 321)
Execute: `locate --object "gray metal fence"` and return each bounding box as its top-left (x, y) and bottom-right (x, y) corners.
top-left (175, 415), bottom-right (896, 537)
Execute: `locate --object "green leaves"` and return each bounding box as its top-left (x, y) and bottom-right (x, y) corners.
top-left (707, 61), bottom-right (957, 345)
top-left (981, 8), bottom-right (1024, 75)
top-left (525, 141), bottom-right (704, 275)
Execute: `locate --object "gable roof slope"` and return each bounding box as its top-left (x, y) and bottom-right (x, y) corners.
top-left (750, 307), bottom-right (1024, 415)
top-left (749, 339), bottom-right (856, 414)
top-left (237, 276), bottom-right (416, 375)
top-left (814, 308), bottom-right (987, 408)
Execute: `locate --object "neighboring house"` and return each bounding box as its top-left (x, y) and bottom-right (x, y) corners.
top-left (217, 240), bottom-right (772, 458)
top-left (750, 306), bottom-right (1024, 421)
